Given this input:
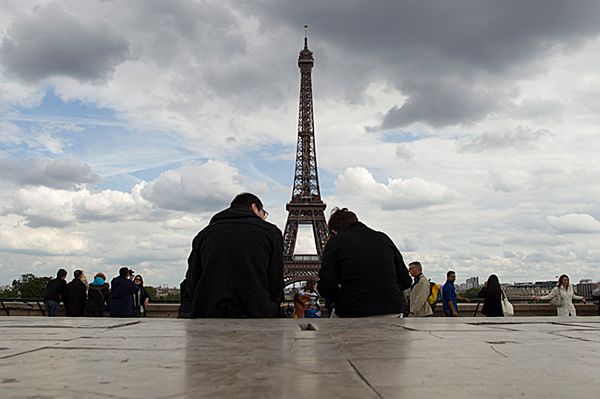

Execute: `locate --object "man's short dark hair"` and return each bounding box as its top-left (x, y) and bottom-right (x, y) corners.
top-left (408, 261), bottom-right (422, 271)
top-left (74, 269), bottom-right (83, 279)
top-left (57, 269), bottom-right (67, 279)
top-left (447, 270), bottom-right (456, 278)
top-left (328, 207), bottom-right (359, 234)
top-left (119, 267), bottom-right (130, 277)
top-left (231, 193), bottom-right (263, 210)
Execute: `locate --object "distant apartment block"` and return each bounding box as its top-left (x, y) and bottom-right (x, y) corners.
top-left (466, 277), bottom-right (480, 290)
top-left (575, 279), bottom-right (599, 299)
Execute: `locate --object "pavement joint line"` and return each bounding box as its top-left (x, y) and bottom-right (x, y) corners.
top-left (347, 359), bottom-right (384, 399)
top-left (0, 346), bottom-right (48, 360)
top-left (39, 346), bottom-right (182, 352)
top-left (391, 324), bottom-right (418, 331)
top-left (428, 331), bottom-right (445, 340)
top-left (47, 386), bottom-right (133, 399)
top-left (107, 321), bottom-right (142, 329)
top-left (490, 345), bottom-right (510, 359)
top-left (547, 331), bottom-right (597, 343)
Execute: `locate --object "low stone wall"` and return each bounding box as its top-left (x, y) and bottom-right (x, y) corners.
top-left (443, 302), bottom-right (598, 317)
top-left (2, 301), bottom-right (598, 317)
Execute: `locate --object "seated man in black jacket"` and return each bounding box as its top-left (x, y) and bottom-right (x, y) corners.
top-left (186, 193), bottom-right (284, 318)
top-left (318, 208), bottom-right (412, 317)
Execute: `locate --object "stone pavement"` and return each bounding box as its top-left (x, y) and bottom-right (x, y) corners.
top-left (1, 316), bottom-right (599, 398)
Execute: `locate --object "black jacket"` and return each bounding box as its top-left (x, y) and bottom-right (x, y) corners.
top-left (86, 283), bottom-right (110, 314)
top-left (63, 279), bottom-right (87, 317)
top-left (44, 278), bottom-right (66, 302)
top-left (109, 276), bottom-right (139, 317)
top-left (318, 222), bottom-right (412, 317)
top-left (186, 206), bottom-right (284, 318)
top-left (478, 287), bottom-right (504, 317)
top-left (178, 279), bottom-right (192, 318)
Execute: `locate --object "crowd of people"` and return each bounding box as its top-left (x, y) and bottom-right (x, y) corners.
top-left (43, 267), bottom-right (150, 317)
top-left (183, 192), bottom-right (597, 319)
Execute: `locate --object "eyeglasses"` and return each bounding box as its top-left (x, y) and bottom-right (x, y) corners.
top-left (134, 278), bottom-right (141, 282)
top-left (262, 209), bottom-right (269, 219)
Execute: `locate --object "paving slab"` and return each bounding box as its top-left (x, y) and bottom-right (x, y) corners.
top-left (1, 316), bottom-right (599, 398)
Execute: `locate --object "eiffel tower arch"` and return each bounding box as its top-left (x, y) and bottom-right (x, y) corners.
top-left (283, 28), bottom-right (329, 285)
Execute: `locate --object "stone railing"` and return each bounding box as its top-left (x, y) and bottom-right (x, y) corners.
top-left (1, 300), bottom-right (598, 317)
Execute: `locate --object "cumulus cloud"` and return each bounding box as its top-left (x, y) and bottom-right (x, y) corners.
top-left (457, 126), bottom-right (548, 152)
top-left (0, 158), bottom-right (99, 190)
top-left (335, 167), bottom-right (456, 210)
top-left (548, 213), bottom-right (600, 234)
top-left (378, 80), bottom-right (499, 128)
top-left (245, 1), bottom-right (600, 128)
top-left (11, 185), bottom-right (151, 227)
top-left (394, 143), bottom-right (414, 161)
top-left (0, 222), bottom-right (88, 255)
top-left (140, 160), bottom-right (245, 212)
top-left (0, 3), bottom-right (130, 82)
top-left (487, 170), bottom-right (530, 193)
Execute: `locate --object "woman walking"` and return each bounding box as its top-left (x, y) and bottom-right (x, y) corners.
top-left (536, 275), bottom-right (586, 316)
top-left (478, 274), bottom-right (504, 317)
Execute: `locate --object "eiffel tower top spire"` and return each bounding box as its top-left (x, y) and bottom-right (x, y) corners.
top-left (303, 25), bottom-right (309, 50)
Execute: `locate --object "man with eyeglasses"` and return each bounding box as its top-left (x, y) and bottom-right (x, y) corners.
top-left (186, 193), bottom-right (284, 318)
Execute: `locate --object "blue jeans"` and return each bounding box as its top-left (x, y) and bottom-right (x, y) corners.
top-left (44, 300), bottom-right (60, 317)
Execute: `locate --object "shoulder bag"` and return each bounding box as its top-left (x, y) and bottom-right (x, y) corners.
top-left (549, 288), bottom-right (563, 307)
top-left (501, 289), bottom-right (514, 316)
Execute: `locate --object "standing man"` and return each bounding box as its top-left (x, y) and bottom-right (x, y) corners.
top-left (442, 271), bottom-right (470, 317)
top-left (63, 270), bottom-right (87, 317)
top-left (318, 208), bottom-right (412, 317)
top-left (43, 268), bottom-right (67, 317)
top-left (408, 261), bottom-right (433, 317)
top-left (109, 267), bottom-right (139, 317)
top-left (186, 193), bottom-right (284, 318)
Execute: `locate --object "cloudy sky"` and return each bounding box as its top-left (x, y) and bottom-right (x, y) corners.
top-left (1, 0), bottom-right (600, 287)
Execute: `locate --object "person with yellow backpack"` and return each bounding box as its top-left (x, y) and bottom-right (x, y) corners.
top-left (408, 261), bottom-right (433, 317)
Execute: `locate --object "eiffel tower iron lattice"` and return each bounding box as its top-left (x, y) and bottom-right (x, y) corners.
top-left (282, 28), bottom-right (329, 285)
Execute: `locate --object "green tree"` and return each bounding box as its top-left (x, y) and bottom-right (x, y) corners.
top-left (145, 286), bottom-right (157, 299)
top-left (11, 274), bottom-right (50, 298)
top-left (0, 286), bottom-right (17, 299)
top-left (458, 287), bottom-right (481, 300)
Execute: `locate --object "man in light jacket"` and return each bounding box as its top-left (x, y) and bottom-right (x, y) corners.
top-left (408, 261), bottom-right (433, 317)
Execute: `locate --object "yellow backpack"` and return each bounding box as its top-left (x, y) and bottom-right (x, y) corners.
top-left (428, 281), bottom-right (441, 309)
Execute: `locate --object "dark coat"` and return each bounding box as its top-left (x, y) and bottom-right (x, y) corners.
top-left (478, 287), bottom-right (504, 317)
top-left (318, 222), bottom-right (412, 317)
top-left (86, 283), bottom-right (110, 314)
top-left (178, 279), bottom-right (192, 318)
top-left (132, 286), bottom-right (150, 317)
top-left (109, 276), bottom-right (139, 317)
top-left (63, 279), bottom-right (87, 317)
top-left (186, 206), bottom-right (284, 318)
top-left (44, 278), bottom-right (66, 302)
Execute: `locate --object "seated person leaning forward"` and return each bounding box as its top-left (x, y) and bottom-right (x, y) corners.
top-left (318, 207), bottom-right (412, 317)
top-left (186, 193), bottom-right (284, 318)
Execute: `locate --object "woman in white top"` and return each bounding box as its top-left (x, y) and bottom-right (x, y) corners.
top-left (535, 275), bottom-right (586, 316)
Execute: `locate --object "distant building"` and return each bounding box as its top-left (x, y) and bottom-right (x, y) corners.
top-left (575, 279), bottom-right (598, 299)
top-left (154, 286), bottom-right (180, 299)
top-left (503, 281), bottom-right (555, 299)
top-left (466, 277), bottom-right (480, 290)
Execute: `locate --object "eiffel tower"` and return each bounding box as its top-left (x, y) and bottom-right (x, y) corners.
top-left (282, 27), bottom-right (329, 285)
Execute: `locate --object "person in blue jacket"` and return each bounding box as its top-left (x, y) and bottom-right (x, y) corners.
top-left (109, 267), bottom-right (139, 317)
